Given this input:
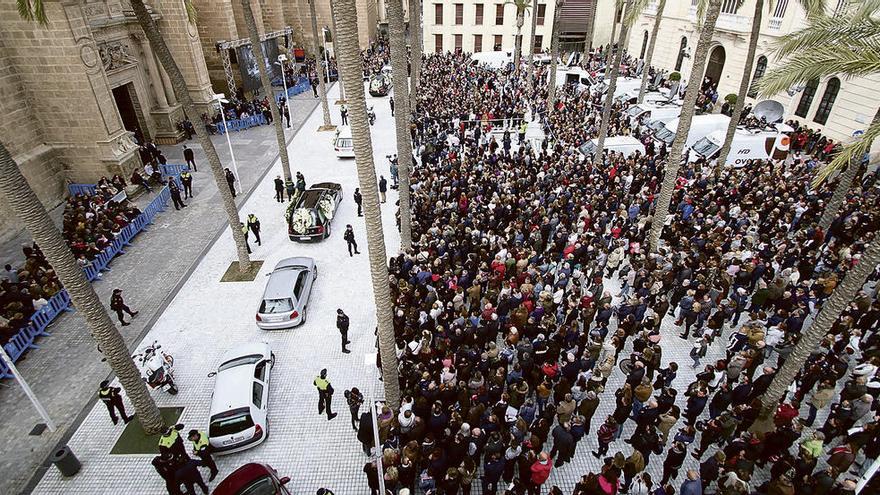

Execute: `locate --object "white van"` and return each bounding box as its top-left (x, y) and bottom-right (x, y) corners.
top-left (689, 125), bottom-right (792, 166)
top-left (578, 136), bottom-right (646, 159)
top-left (652, 114), bottom-right (731, 148)
top-left (555, 67), bottom-right (596, 90)
top-left (616, 88), bottom-right (676, 106)
top-left (625, 101), bottom-right (682, 128)
top-left (333, 126), bottom-right (354, 158)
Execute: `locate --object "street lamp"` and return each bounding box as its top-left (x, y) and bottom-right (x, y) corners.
top-left (276, 54), bottom-right (289, 104)
top-left (212, 93), bottom-right (240, 193)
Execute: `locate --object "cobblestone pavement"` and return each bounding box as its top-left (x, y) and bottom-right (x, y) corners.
top-left (27, 83), bottom-right (841, 495)
top-left (0, 91), bottom-right (321, 495)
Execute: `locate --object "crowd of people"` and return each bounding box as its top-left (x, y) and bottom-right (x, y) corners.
top-left (62, 182), bottom-right (142, 264)
top-left (0, 244), bottom-right (60, 346)
top-left (350, 48), bottom-right (879, 495)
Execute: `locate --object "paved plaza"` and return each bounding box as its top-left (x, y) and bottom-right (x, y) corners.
top-left (0, 92), bottom-right (320, 495)
top-left (20, 84), bottom-right (800, 495)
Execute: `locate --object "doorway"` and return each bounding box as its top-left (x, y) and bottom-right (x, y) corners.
top-left (112, 83), bottom-right (147, 143)
top-left (705, 45), bottom-right (726, 89)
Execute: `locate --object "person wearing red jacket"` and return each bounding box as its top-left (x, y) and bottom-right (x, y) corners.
top-left (528, 452), bottom-right (554, 495)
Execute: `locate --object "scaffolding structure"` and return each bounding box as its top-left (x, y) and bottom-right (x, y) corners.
top-left (217, 26), bottom-right (293, 97)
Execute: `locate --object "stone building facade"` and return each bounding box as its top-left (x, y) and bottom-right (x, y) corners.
top-left (0, 0), bottom-right (213, 234)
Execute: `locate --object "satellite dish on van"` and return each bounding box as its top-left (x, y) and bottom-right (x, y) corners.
top-left (753, 100), bottom-right (785, 123)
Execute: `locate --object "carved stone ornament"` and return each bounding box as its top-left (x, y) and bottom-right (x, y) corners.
top-left (98, 40), bottom-right (138, 71)
top-left (113, 131), bottom-right (139, 156)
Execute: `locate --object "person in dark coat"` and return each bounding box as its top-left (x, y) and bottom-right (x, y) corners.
top-left (549, 422), bottom-right (575, 467)
top-left (336, 309), bottom-right (351, 353)
top-left (110, 288), bottom-right (137, 326)
top-left (183, 145), bottom-right (196, 171)
top-left (482, 453), bottom-right (505, 495)
top-left (344, 224), bottom-right (360, 256)
top-left (168, 179), bottom-right (186, 210)
top-left (98, 380), bottom-right (133, 425)
top-left (699, 450), bottom-right (725, 490)
top-left (224, 168), bottom-right (236, 198)
top-left (357, 411), bottom-right (374, 454)
top-left (247, 214), bottom-right (261, 245)
top-left (631, 424), bottom-right (663, 465)
top-left (179, 171), bottom-right (193, 199)
top-left (152, 453), bottom-right (183, 495)
top-left (353, 187), bottom-right (363, 216)
top-left (661, 441), bottom-right (688, 484)
top-left (175, 458), bottom-right (209, 495)
top-left (274, 175), bottom-right (285, 202)
top-left (364, 460), bottom-right (381, 495)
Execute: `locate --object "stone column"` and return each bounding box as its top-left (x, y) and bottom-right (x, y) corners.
top-left (137, 34), bottom-right (169, 108)
top-left (155, 0), bottom-right (214, 113)
top-left (156, 54), bottom-right (178, 105)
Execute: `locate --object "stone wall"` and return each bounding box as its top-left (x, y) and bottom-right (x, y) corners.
top-left (191, 0), bottom-right (239, 91)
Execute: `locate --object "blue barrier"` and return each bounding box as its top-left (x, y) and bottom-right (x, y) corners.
top-left (68, 183), bottom-right (97, 196)
top-left (276, 77), bottom-right (312, 104)
top-left (159, 163), bottom-right (189, 189)
top-left (216, 113), bottom-right (268, 135)
top-left (0, 185), bottom-right (172, 378)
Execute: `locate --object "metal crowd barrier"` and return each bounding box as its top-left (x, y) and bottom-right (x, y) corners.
top-left (216, 113), bottom-right (268, 135)
top-left (276, 77), bottom-right (312, 104)
top-left (0, 185), bottom-right (171, 379)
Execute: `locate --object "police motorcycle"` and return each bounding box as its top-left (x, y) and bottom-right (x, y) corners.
top-left (132, 340), bottom-right (178, 394)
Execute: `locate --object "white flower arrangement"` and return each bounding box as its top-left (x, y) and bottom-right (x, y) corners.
top-left (290, 208), bottom-right (314, 234)
top-left (318, 196), bottom-right (335, 220)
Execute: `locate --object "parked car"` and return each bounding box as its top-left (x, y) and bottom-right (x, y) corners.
top-left (287, 183), bottom-right (342, 241)
top-left (208, 343), bottom-right (274, 454)
top-left (333, 126), bottom-right (354, 158)
top-left (578, 136), bottom-right (646, 159)
top-left (212, 463), bottom-right (291, 495)
top-left (255, 257), bottom-right (317, 329)
top-left (369, 73), bottom-right (391, 96)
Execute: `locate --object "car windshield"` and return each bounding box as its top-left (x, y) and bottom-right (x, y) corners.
top-left (625, 106), bottom-right (643, 118)
top-left (209, 409), bottom-right (254, 437)
top-left (236, 476), bottom-right (280, 495)
top-left (578, 142), bottom-right (596, 157)
top-left (648, 120), bottom-right (667, 132)
top-left (692, 137), bottom-right (720, 157)
top-left (655, 128), bottom-right (675, 144)
top-left (336, 138), bottom-right (352, 148)
top-left (218, 354), bottom-right (262, 372)
top-left (260, 298), bottom-right (293, 314)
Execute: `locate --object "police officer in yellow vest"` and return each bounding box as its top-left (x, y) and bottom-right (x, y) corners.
top-left (240, 222), bottom-right (252, 254)
top-left (98, 380), bottom-right (132, 425)
top-left (313, 369), bottom-right (337, 420)
top-left (187, 429), bottom-right (218, 481)
top-left (180, 170), bottom-right (193, 199)
top-left (158, 423), bottom-right (188, 460)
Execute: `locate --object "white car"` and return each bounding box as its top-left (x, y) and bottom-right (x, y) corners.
top-left (208, 343), bottom-right (274, 454)
top-left (333, 126), bottom-right (354, 158)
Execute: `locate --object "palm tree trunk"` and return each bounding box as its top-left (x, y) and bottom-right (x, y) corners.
top-left (241, 0), bottom-right (292, 182)
top-left (331, 0), bottom-right (401, 410)
top-left (715, 0), bottom-right (763, 167)
top-left (329, 6), bottom-right (346, 103)
top-left (528, 0), bottom-right (539, 92)
top-left (605, 4), bottom-right (619, 67)
top-left (595, 0), bottom-right (631, 159)
top-left (818, 159), bottom-right (860, 232)
top-left (760, 236), bottom-right (880, 414)
top-left (648, 0), bottom-right (721, 252)
top-left (130, 0), bottom-right (252, 272)
top-left (637, 0), bottom-right (665, 104)
top-left (514, 15), bottom-right (524, 73)
top-left (309, 0), bottom-right (333, 128)
top-left (545, 0), bottom-right (562, 115)
top-left (0, 142), bottom-right (165, 435)
top-left (386, 0), bottom-right (415, 250)
top-left (409, 0), bottom-right (423, 110)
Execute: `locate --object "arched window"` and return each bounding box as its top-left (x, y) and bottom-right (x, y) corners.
top-left (795, 78), bottom-right (819, 118)
top-left (747, 56), bottom-right (767, 98)
top-left (640, 31), bottom-right (648, 59)
top-left (813, 77), bottom-right (840, 124)
top-left (675, 37), bottom-right (687, 71)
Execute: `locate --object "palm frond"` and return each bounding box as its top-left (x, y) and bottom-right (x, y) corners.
top-left (812, 118), bottom-right (880, 187)
top-left (796, 0), bottom-right (827, 18)
top-left (772, 5), bottom-right (880, 58)
top-left (185, 0), bottom-right (198, 24)
top-left (16, 0), bottom-right (48, 26)
top-left (624, 0), bottom-right (664, 26)
top-left (504, 0), bottom-right (532, 14)
top-left (758, 43), bottom-right (880, 95)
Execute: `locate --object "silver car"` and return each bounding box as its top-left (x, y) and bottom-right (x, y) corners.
top-left (255, 257), bottom-right (316, 329)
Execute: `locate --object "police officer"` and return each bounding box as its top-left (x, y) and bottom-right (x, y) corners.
top-left (98, 380), bottom-right (133, 425)
top-left (152, 452), bottom-right (184, 495)
top-left (353, 188), bottom-right (363, 217)
top-left (168, 178), bottom-right (186, 210)
top-left (187, 429), bottom-right (218, 481)
top-left (336, 309), bottom-right (350, 353)
top-left (110, 288), bottom-right (137, 326)
top-left (240, 222), bottom-right (252, 254)
top-left (180, 170), bottom-right (193, 199)
top-left (247, 214), bottom-right (261, 246)
top-left (158, 423), bottom-right (189, 460)
top-left (344, 225), bottom-right (360, 257)
top-left (313, 369), bottom-right (337, 420)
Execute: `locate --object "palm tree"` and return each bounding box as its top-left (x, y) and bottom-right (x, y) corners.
top-left (605, 0), bottom-right (623, 67)
top-left (527, 0), bottom-right (539, 91)
top-left (647, 0), bottom-right (722, 252)
top-left (545, 0), bottom-right (563, 115)
top-left (309, 0), bottom-right (333, 129)
top-left (760, 235), bottom-right (880, 421)
top-left (386, 0), bottom-right (415, 250)
top-left (240, 0), bottom-right (292, 183)
top-left (409, 0), bottom-right (423, 109)
top-left (506, 0), bottom-right (533, 74)
top-left (0, 142), bottom-right (165, 434)
top-left (594, 0), bottom-right (633, 159)
top-left (756, 1), bottom-right (880, 232)
top-left (129, 0), bottom-right (253, 273)
top-left (715, 0), bottom-right (826, 167)
top-left (331, 0), bottom-right (401, 410)
top-left (626, 0), bottom-right (666, 104)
